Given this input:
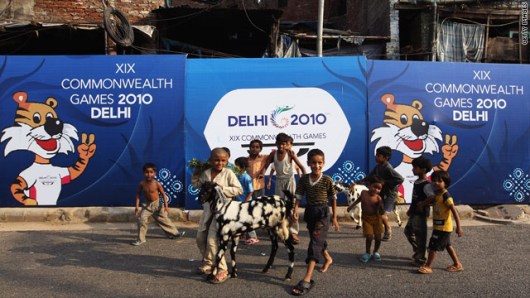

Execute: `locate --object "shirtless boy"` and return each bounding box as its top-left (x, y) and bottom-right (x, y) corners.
top-left (347, 175), bottom-right (385, 262)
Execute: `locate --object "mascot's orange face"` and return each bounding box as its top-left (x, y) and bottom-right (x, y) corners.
top-left (1, 91), bottom-right (78, 159)
top-left (371, 94), bottom-right (442, 159)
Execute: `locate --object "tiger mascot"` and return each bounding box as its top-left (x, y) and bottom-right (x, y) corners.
top-left (1, 91), bottom-right (96, 206)
top-left (371, 94), bottom-right (458, 203)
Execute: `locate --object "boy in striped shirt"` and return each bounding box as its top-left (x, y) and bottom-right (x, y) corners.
top-left (291, 149), bottom-right (338, 296)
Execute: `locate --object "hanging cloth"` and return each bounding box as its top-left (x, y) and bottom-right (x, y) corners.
top-left (437, 20), bottom-right (485, 62)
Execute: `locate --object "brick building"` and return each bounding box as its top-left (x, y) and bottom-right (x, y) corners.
top-left (0, 0), bottom-right (394, 58)
top-left (0, 0), bottom-right (164, 54)
top-left (1, 0), bottom-right (525, 62)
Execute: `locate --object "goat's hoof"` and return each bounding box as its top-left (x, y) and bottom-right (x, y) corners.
top-left (285, 268), bottom-right (293, 280)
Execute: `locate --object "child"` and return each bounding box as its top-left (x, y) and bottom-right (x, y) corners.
top-left (291, 149), bottom-right (338, 296)
top-left (234, 156), bottom-right (259, 245)
top-left (131, 162), bottom-right (184, 246)
top-left (261, 132), bottom-right (306, 244)
top-left (287, 135), bottom-right (303, 178)
top-left (192, 147), bottom-right (243, 284)
top-left (404, 156), bottom-right (435, 265)
top-left (348, 175), bottom-right (385, 262)
top-left (357, 146), bottom-right (403, 241)
top-left (247, 139), bottom-right (267, 199)
top-left (222, 146), bottom-right (235, 170)
top-left (418, 170), bottom-right (464, 274)
top-left (266, 136), bottom-right (302, 191)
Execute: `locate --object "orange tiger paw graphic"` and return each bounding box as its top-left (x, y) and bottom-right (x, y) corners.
top-left (441, 134), bottom-right (459, 160)
top-left (437, 134), bottom-right (459, 171)
top-left (78, 133), bottom-right (97, 159)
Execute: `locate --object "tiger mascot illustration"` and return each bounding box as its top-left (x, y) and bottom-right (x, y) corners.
top-left (371, 94), bottom-right (458, 203)
top-left (1, 91), bottom-right (96, 206)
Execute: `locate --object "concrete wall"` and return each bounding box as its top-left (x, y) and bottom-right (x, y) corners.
top-left (386, 0), bottom-right (400, 60)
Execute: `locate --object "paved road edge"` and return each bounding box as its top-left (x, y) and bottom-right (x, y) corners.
top-left (0, 205), bottom-right (476, 224)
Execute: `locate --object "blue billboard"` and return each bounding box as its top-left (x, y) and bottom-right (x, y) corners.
top-left (367, 60), bottom-right (530, 204)
top-left (0, 55), bottom-right (186, 207)
top-left (184, 57), bottom-right (369, 208)
top-left (2, 56), bottom-right (527, 208)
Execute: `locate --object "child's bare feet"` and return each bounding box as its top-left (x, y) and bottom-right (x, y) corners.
top-left (319, 252), bottom-right (333, 272)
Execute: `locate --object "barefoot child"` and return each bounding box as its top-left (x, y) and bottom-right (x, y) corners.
top-left (291, 149), bottom-right (338, 296)
top-left (192, 148), bottom-right (243, 284)
top-left (348, 175), bottom-right (385, 262)
top-left (418, 170), bottom-right (463, 274)
top-left (131, 162), bottom-right (184, 246)
top-left (247, 139), bottom-right (267, 199)
top-left (261, 133), bottom-right (306, 244)
top-left (356, 146), bottom-right (403, 241)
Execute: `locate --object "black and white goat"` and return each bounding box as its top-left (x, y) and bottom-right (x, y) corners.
top-left (198, 181), bottom-right (296, 281)
top-left (334, 181), bottom-right (402, 228)
top-left (333, 181), bottom-right (368, 229)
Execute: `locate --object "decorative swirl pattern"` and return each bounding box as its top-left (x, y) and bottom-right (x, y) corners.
top-left (188, 184), bottom-right (201, 196)
top-left (156, 167), bottom-right (183, 204)
top-left (270, 106), bottom-right (294, 129)
top-left (503, 168), bottom-right (530, 203)
top-left (331, 161), bottom-right (366, 185)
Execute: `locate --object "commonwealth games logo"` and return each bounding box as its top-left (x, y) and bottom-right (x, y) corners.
top-left (270, 105), bottom-right (294, 128)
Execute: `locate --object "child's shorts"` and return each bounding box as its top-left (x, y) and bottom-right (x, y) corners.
top-left (383, 195), bottom-right (396, 212)
top-left (428, 230), bottom-right (452, 251)
top-left (304, 204), bottom-right (330, 264)
top-left (362, 215), bottom-right (383, 237)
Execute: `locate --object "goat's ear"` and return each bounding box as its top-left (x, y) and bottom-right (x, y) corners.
top-left (282, 190), bottom-right (292, 198)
